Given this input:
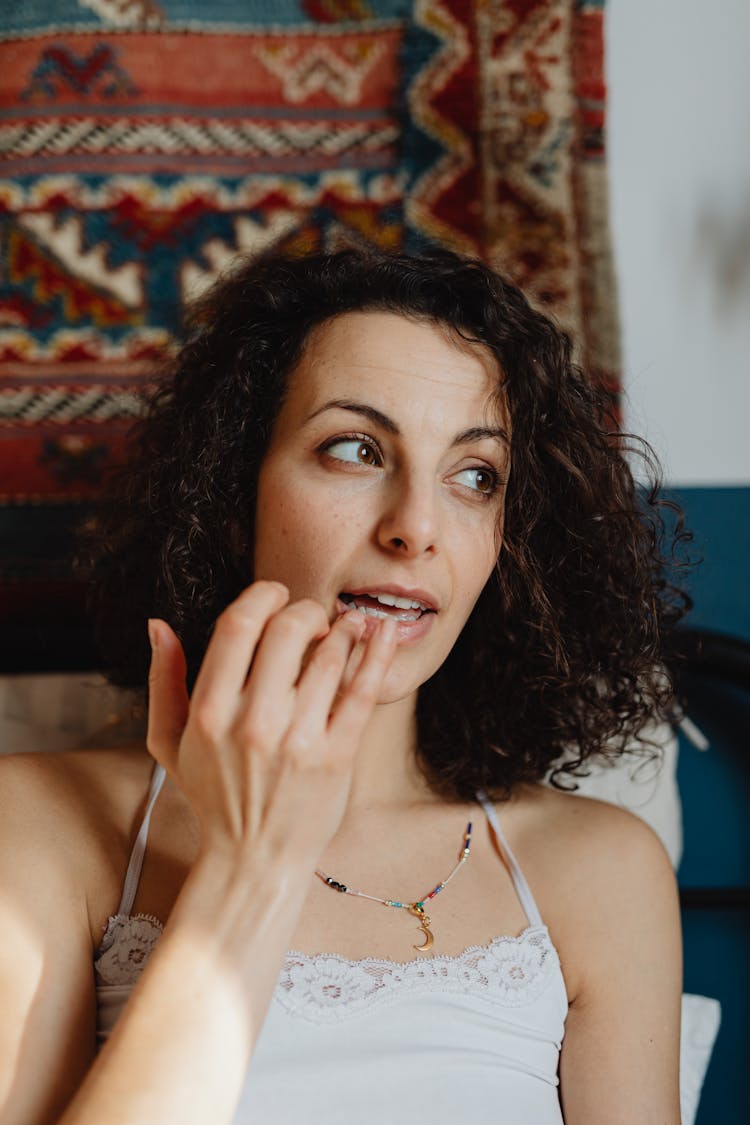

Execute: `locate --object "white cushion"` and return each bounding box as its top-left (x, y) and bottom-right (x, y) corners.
top-left (680, 994), bottom-right (721, 1125)
top-left (550, 718), bottom-right (683, 867)
top-left (0, 673), bottom-right (141, 755)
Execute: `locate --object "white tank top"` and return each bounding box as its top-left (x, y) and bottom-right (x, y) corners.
top-left (94, 765), bottom-right (568, 1124)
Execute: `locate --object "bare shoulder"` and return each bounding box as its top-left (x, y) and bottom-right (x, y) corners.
top-left (510, 780), bottom-right (676, 883)
top-left (0, 746), bottom-right (154, 833)
top-left (511, 790), bottom-right (684, 1121)
top-left (0, 748), bottom-right (155, 930)
top-left (505, 784), bottom-right (680, 1003)
top-left (0, 750), bottom-right (155, 1121)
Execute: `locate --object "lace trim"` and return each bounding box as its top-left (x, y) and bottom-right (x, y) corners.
top-left (95, 913), bottom-right (164, 986)
top-left (278, 926), bottom-right (560, 1024)
top-left (94, 914), bottom-right (562, 1023)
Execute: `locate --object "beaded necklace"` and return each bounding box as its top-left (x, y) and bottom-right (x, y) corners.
top-left (315, 821), bottom-right (472, 953)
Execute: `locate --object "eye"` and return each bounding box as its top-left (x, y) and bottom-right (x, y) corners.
top-left (452, 466), bottom-right (501, 497)
top-left (320, 435), bottom-right (381, 467)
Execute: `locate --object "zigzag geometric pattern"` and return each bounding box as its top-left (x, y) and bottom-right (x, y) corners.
top-left (0, 0), bottom-right (619, 627)
top-left (3, 389), bottom-right (141, 424)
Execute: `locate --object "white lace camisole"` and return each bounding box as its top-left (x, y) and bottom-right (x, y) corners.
top-left (94, 765), bottom-right (568, 1124)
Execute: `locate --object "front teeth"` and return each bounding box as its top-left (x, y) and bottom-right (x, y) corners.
top-left (374, 592), bottom-right (426, 610)
top-left (354, 605), bottom-right (421, 622)
top-left (340, 591), bottom-right (431, 618)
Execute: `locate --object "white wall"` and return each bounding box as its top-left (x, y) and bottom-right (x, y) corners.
top-left (607, 0), bottom-right (750, 486)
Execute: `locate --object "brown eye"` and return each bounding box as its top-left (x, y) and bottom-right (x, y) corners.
top-left (322, 437), bottom-right (381, 466)
top-left (452, 466), bottom-right (499, 497)
top-left (356, 442), bottom-right (376, 464)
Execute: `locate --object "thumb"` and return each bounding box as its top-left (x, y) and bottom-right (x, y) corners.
top-left (146, 618), bottom-right (189, 776)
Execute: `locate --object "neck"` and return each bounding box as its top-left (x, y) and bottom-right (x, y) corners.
top-left (341, 691), bottom-right (438, 817)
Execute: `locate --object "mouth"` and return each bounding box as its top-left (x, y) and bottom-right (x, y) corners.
top-left (337, 588), bottom-right (438, 625)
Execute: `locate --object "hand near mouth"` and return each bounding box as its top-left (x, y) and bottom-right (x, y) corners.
top-left (145, 581), bottom-right (398, 867)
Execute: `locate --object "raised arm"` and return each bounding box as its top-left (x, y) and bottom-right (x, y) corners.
top-left (1, 582), bottom-right (396, 1125)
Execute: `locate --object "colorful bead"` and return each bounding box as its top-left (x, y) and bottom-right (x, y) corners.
top-left (314, 818), bottom-right (473, 949)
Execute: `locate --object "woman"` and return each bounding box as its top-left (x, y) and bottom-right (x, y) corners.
top-left (0, 248), bottom-right (685, 1123)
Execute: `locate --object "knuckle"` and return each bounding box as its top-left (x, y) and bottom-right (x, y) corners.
top-left (215, 605), bottom-right (257, 636)
top-left (236, 580), bottom-right (287, 609)
top-left (283, 726), bottom-right (315, 760)
top-left (268, 604), bottom-right (327, 642)
top-left (268, 615), bottom-right (303, 643)
top-left (252, 579), bottom-right (288, 598)
top-left (299, 596), bottom-right (328, 617)
top-left (285, 599), bottom-right (329, 630)
top-left (231, 712), bottom-right (270, 752)
top-left (191, 708), bottom-right (222, 746)
top-left (309, 648), bottom-right (345, 678)
top-left (219, 581), bottom-right (288, 630)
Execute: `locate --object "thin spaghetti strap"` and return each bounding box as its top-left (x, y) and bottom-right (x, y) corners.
top-left (116, 762), bottom-right (167, 917)
top-left (475, 790), bottom-right (544, 929)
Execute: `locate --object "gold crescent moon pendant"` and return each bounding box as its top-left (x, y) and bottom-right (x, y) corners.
top-left (409, 904), bottom-right (434, 953)
top-left (414, 923), bottom-right (434, 953)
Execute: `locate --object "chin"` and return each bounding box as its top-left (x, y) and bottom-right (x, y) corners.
top-left (373, 661), bottom-right (437, 707)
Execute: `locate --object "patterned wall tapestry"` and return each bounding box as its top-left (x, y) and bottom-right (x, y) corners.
top-left (0, 0), bottom-right (618, 664)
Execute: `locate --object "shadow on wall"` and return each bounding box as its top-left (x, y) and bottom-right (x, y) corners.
top-left (692, 190), bottom-right (750, 316)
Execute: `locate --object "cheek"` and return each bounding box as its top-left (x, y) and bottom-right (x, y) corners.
top-left (253, 481), bottom-right (366, 598)
top-left (255, 492), bottom-right (321, 586)
top-left (457, 518), bottom-right (500, 594)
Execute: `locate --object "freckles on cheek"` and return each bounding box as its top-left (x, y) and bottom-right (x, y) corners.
top-left (258, 494), bottom-right (336, 594)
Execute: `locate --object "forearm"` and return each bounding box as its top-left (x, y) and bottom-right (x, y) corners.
top-left (60, 851), bottom-right (310, 1125)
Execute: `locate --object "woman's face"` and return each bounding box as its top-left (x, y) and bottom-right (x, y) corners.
top-left (253, 311), bottom-right (510, 703)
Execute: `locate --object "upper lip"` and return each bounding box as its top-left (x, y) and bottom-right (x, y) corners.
top-left (340, 584), bottom-right (439, 612)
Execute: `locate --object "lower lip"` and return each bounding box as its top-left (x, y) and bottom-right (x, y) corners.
top-left (335, 598), bottom-right (436, 646)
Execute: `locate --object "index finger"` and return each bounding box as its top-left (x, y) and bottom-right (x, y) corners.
top-left (189, 581), bottom-right (290, 717)
top-left (328, 617), bottom-right (398, 746)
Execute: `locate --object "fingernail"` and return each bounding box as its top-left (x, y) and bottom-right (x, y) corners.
top-left (147, 619), bottom-right (158, 652)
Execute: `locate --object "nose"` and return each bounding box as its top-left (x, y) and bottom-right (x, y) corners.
top-left (375, 473), bottom-right (439, 558)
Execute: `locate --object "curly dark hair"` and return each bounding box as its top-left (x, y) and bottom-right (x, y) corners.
top-left (82, 247), bottom-right (691, 800)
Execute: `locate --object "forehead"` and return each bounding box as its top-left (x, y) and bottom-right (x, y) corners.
top-left (283, 311), bottom-right (504, 422)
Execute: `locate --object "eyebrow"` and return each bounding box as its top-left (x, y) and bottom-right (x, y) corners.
top-left (306, 399), bottom-right (510, 449)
